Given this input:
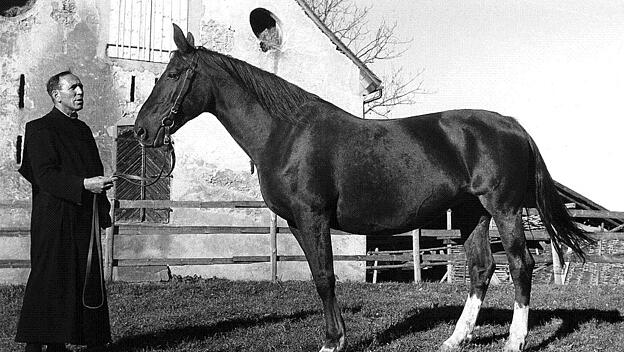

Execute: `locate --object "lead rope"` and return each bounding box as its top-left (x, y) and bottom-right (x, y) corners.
top-left (83, 193), bottom-right (105, 309)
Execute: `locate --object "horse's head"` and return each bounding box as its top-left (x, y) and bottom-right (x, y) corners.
top-left (134, 24), bottom-right (209, 147)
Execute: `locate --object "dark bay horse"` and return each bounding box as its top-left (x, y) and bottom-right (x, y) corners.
top-left (134, 24), bottom-right (593, 352)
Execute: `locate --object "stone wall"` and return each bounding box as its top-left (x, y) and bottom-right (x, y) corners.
top-left (1, 0), bottom-right (121, 227)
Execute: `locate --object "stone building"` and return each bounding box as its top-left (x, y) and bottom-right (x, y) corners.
top-left (0, 0), bottom-right (381, 283)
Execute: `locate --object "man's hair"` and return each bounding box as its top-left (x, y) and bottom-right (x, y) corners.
top-left (46, 70), bottom-right (74, 100)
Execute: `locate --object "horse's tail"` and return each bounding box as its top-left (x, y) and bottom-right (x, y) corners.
top-left (527, 136), bottom-right (594, 261)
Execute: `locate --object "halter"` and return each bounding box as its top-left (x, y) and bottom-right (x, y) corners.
top-left (114, 51), bottom-right (198, 187)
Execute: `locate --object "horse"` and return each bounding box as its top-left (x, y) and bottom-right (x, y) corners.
top-left (134, 24), bottom-right (593, 352)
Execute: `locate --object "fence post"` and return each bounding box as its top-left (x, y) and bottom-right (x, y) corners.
top-left (269, 210), bottom-right (278, 283)
top-left (551, 241), bottom-right (564, 284)
top-left (372, 247), bottom-right (379, 283)
top-left (105, 127), bottom-right (117, 282)
top-left (412, 229), bottom-right (421, 283)
top-left (446, 209), bottom-right (453, 283)
top-left (104, 198), bottom-right (115, 282)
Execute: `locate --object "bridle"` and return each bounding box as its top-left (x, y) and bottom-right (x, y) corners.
top-left (114, 51), bottom-right (199, 187)
top-left (159, 51), bottom-right (199, 145)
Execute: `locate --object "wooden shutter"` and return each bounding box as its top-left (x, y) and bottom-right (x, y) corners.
top-left (107, 0), bottom-right (189, 62)
top-left (115, 125), bottom-right (171, 223)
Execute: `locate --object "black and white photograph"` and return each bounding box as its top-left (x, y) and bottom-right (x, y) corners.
top-left (1, 1), bottom-right (623, 351)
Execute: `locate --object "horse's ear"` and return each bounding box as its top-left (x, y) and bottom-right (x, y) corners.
top-left (172, 23), bottom-right (192, 53)
top-left (186, 31), bottom-right (195, 48)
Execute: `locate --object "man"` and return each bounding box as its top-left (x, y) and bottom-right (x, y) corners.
top-left (16, 71), bottom-right (115, 352)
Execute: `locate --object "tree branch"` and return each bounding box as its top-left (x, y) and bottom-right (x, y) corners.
top-left (365, 67), bottom-right (428, 118)
top-left (304, 0), bottom-right (427, 118)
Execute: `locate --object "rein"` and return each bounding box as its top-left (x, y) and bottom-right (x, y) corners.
top-left (82, 52), bottom-right (201, 308)
top-left (113, 145), bottom-right (176, 187)
top-left (83, 194), bottom-right (105, 309)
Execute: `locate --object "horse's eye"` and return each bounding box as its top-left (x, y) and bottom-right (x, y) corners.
top-left (167, 72), bottom-right (181, 79)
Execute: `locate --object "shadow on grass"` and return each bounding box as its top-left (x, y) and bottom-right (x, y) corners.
top-left (106, 303), bottom-right (620, 352)
top-left (524, 308), bottom-right (623, 351)
top-left (108, 309), bottom-right (321, 351)
top-left (347, 306), bottom-right (622, 352)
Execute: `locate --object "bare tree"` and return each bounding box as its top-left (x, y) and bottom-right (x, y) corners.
top-left (305, 0), bottom-right (426, 118)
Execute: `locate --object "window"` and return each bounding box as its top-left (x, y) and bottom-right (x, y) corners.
top-left (115, 126), bottom-right (171, 223)
top-left (107, 0), bottom-right (189, 62)
top-left (249, 8), bottom-right (282, 52)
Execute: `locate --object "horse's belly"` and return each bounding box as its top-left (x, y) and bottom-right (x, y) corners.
top-left (334, 193), bottom-right (439, 235)
top-left (332, 173), bottom-right (462, 235)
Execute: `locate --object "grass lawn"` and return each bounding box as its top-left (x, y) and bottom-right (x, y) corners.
top-left (1, 279), bottom-right (622, 351)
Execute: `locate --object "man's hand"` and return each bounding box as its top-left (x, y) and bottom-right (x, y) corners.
top-left (83, 176), bottom-right (116, 194)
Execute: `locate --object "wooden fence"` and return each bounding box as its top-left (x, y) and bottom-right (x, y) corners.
top-left (110, 200), bottom-right (467, 283)
top-left (2, 199), bottom-right (624, 284)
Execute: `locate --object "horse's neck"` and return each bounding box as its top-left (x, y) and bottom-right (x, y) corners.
top-left (210, 83), bottom-right (283, 163)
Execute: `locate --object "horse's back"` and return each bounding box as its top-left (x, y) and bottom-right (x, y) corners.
top-left (327, 108), bottom-right (530, 186)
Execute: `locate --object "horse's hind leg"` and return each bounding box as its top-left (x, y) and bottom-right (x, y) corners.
top-left (489, 210), bottom-right (535, 352)
top-left (289, 218), bottom-right (345, 352)
top-left (441, 209), bottom-right (495, 351)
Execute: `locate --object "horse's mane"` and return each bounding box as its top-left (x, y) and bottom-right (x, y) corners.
top-left (197, 47), bottom-right (322, 125)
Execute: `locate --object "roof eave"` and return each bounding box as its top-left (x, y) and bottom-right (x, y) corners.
top-left (294, 0), bottom-right (382, 94)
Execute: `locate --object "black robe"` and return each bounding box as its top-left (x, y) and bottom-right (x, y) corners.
top-left (16, 107), bottom-right (112, 346)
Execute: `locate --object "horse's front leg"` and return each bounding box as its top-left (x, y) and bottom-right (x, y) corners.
top-left (289, 216), bottom-right (346, 352)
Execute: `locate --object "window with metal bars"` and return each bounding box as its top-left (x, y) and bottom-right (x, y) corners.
top-left (107, 0), bottom-right (189, 63)
top-left (115, 125), bottom-right (171, 223)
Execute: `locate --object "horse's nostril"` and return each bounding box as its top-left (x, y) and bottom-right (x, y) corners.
top-left (135, 127), bottom-right (146, 140)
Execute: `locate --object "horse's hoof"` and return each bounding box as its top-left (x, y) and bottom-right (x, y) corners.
top-left (502, 339), bottom-right (525, 352)
top-left (319, 334), bottom-right (345, 352)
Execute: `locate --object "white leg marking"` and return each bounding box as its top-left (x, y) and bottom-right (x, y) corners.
top-left (319, 335), bottom-right (344, 352)
top-left (441, 295), bottom-right (483, 350)
top-left (504, 302), bottom-right (529, 351)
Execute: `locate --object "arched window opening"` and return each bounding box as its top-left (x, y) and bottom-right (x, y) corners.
top-left (249, 8), bottom-right (282, 52)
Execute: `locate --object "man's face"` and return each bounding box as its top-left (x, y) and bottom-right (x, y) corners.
top-left (54, 74), bottom-right (84, 115)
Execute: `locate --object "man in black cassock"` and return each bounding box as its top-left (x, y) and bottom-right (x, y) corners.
top-left (16, 71), bottom-right (116, 352)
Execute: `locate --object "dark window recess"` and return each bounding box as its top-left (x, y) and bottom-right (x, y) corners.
top-left (250, 8), bottom-right (282, 52)
top-left (16, 135), bottom-right (22, 164)
top-left (130, 76), bottom-right (136, 102)
top-left (115, 126), bottom-right (171, 223)
top-left (18, 74), bottom-right (25, 108)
